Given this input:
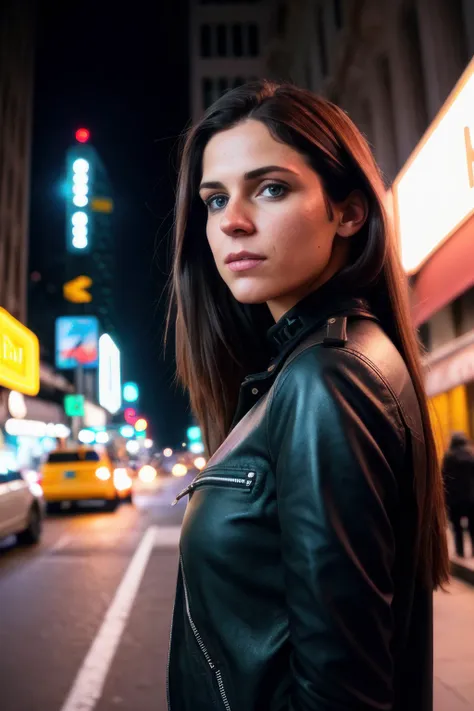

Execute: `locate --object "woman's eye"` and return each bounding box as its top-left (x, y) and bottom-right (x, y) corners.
top-left (260, 183), bottom-right (287, 198)
top-left (205, 194), bottom-right (228, 211)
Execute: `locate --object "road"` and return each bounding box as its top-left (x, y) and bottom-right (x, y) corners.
top-left (0, 474), bottom-right (473, 711)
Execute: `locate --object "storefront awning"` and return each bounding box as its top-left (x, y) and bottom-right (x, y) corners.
top-left (411, 212), bottom-right (474, 327)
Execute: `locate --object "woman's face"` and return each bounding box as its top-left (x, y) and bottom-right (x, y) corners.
top-left (199, 119), bottom-right (366, 321)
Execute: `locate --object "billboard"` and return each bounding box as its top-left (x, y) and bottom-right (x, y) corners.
top-left (55, 316), bottom-right (99, 370)
top-left (393, 56), bottom-right (474, 274)
top-left (0, 308), bottom-right (40, 395)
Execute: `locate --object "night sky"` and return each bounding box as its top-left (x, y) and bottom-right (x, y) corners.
top-left (29, 0), bottom-right (192, 448)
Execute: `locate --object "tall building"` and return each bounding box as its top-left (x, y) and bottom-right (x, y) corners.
top-left (263, 0), bottom-right (474, 451)
top-left (264, 0), bottom-right (472, 183)
top-left (0, 0), bottom-right (35, 323)
top-left (189, 0), bottom-right (273, 121)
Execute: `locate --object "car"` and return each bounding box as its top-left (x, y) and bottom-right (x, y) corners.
top-left (41, 447), bottom-right (133, 512)
top-left (0, 469), bottom-right (45, 545)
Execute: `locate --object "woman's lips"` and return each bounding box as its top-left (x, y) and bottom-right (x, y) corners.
top-left (227, 258), bottom-right (265, 272)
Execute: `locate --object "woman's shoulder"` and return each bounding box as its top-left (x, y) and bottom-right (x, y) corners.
top-left (269, 317), bottom-right (420, 444)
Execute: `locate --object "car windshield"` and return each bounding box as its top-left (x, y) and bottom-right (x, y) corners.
top-left (47, 451), bottom-right (100, 463)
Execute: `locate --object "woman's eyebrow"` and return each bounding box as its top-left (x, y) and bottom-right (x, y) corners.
top-left (199, 165), bottom-right (297, 191)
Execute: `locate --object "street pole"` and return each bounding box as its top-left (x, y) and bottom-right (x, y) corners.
top-left (72, 364), bottom-right (84, 442)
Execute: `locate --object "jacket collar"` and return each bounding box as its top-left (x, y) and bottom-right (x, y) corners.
top-left (266, 278), bottom-right (372, 357)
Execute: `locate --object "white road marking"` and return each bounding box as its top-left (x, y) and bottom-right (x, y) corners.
top-left (59, 525), bottom-right (159, 711)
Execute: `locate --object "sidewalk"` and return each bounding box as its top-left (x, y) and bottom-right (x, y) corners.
top-left (434, 578), bottom-right (474, 710)
top-left (447, 528), bottom-right (474, 586)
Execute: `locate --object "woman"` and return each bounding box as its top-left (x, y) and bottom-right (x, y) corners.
top-left (167, 80), bottom-right (449, 711)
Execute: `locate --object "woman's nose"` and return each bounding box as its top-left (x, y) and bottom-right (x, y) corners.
top-left (219, 200), bottom-right (255, 237)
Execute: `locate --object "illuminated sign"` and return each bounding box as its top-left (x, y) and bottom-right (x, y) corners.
top-left (64, 394), bottom-right (85, 417)
top-left (8, 391), bottom-right (27, 419)
top-left (66, 146), bottom-right (95, 253)
top-left (55, 316), bottom-right (99, 370)
top-left (63, 276), bottom-right (93, 304)
top-left (0, 308), bottom-right (40, 396)
top-left (393, 57), bottom-right (474, 274)
top-left (98, 334), bottom-right (121, 414)
top-left (84, 401), bottom-right (107, 428)
top-left (91, 197), bottom-right (114, 214)
top-left (5, 419), bottom-right (70, 439)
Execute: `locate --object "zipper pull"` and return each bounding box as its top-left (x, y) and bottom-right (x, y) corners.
top-left (172, 483), bottom-right (194, 506)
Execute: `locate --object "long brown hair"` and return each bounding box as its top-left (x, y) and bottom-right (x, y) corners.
top-left (168, 80), bottom-right (449, 589)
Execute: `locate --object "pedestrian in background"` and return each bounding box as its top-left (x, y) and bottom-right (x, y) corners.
top-left (442, 431), bottom-right (474, 557)
top-left (167, 80), bottom-right (449, 711)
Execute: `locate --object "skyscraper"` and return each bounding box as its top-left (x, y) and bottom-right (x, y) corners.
top-left (0, 0), bottom-right (35, 324)
top-left (189, 0), bottom-right (272, 121)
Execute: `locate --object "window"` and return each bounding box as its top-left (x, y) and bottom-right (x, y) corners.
top-left (217, 24), bottom-right (227, 56)
top-left (277, 3), bottom-right (288, 36)
top-left (248, 23), bottom-right (259, 56)
top-left (333, 0), bottom-right (343, 29)
top-left (202, 78), bottom-right (214, 109)
top-left (232, 24), bottom-right (243, 56)
top-left (218, 77), bottom-right (228, 95)
top-left (47, 451), bottom-right (100, 463)
top-left (200, 24), bottom-right (212, 57)
top-left (316, 7), bottom-right (328, 77)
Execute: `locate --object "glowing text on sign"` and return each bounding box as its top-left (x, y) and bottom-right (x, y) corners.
top-left (394, 58), bottom-right (474, 274)
top-left (0, 308), bottom-right (40, 396)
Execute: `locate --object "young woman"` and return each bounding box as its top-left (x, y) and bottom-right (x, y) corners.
top-left (167, 80), bottom-right (449, 711)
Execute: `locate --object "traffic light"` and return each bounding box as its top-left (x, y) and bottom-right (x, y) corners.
top-left (65, 131), bottom-right (95, 254)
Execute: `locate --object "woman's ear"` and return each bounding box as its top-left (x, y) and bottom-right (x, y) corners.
top-left (336, 190), bottom-right (368, 238)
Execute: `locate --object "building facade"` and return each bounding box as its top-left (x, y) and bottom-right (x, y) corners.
top-left (0, 0), bottom-right (35, 324)
top-left (189, 0), bottom-right (273, 121)
top-left (264, 0), bottom-right (473, 183)
top-left (263, 0), bottom-right (474, 452)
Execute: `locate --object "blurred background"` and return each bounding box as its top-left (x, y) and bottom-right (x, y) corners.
top-left (0, 1), bottom-right (473, 710)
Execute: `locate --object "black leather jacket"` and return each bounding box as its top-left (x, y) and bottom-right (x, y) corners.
top-left (168, 293), bottom-right (433, 711)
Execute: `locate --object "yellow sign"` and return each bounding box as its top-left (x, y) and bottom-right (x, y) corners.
top-left (0, 308), bottom-right (40, 396)
top-left (91, 196), bottom-right (114, 214)
top-left (64, 275), bottom-right (93, 304)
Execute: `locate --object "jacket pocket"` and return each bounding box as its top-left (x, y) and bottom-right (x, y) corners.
top-left (180, 555), bottom-right (233, 711)
top-left (172, 469), bottom-right (257, 505)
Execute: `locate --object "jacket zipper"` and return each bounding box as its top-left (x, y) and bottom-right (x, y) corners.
top-left (180, 556), bottom-right (232, 711)
top-left (172, 471), bottom-right (256, 506)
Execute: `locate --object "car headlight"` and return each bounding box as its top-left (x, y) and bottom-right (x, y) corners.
top-left (114, 468), bottom-right (132, 491)
top-left (138, 465), bottom-right (157, 483)
top-left (96, 466), bottom-right (111, 481)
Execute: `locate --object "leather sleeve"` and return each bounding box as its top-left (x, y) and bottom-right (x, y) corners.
top-left (267, 346), bottom-right (405, 710)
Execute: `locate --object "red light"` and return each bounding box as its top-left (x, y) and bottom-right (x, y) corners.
top-left (124, 408), bottom-right (138, 425)
top-left (75, 128), bottom-right (90, 143)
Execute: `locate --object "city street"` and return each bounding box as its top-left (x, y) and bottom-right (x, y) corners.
top-left (0, 473), bottom-right (473, 711)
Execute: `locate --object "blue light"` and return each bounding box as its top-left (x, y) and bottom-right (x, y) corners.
top-left (123, 382), bottom-right (139, 403)
top-left (120, 425), bottom-right (135, 439)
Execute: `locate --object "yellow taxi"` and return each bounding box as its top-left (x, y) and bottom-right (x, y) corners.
top-left (41, 447), bottom-right (133, 512)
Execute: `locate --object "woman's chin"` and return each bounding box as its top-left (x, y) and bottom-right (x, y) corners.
top-left (230, 284), bottom-right (272, 305)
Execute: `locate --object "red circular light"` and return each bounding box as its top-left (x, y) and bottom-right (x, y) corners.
top-left (75, 128), bottom-right (90, 143)
top-left (124, 408), bottom-right (137, 425)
